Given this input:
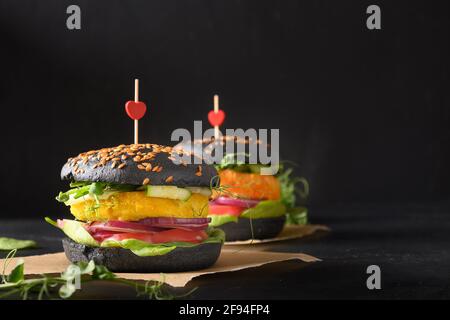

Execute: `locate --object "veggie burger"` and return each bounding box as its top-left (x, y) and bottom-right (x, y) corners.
top-left (47, 143), bottom-right (224, 272)
top-left (175, 136), bottom-right (306, 241)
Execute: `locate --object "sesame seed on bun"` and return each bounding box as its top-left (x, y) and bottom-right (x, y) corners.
top-left (60, 143), bottom-right (218, 187)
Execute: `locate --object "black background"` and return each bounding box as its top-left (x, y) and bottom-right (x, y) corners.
top-left (0, 0), bottom-right (449, 219)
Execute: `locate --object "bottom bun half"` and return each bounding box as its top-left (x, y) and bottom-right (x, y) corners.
top-left (62, 237), bottom-right (222, 272)
top-left (218, 215), bottom-right (286, 242)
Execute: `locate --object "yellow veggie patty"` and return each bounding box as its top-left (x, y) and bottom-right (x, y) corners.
top-left (69, 192), bottom-right (209, 221)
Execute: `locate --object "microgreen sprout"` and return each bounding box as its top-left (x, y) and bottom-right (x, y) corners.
top-left (0, 250), bottom-right (196, 300)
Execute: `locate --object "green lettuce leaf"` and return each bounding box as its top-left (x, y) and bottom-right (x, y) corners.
top-left (277, 166), bottom-right (309, 208)
top-left (209, 214), bottom-right (239, 227)
top-left (209, 201), bottom-right (287, 226)
top-left (102, 239), bottom-right (178, 256)
top-left (56, 182), bottom-right (142, 204)
top-left (7, 259), bottom-right (25, 283)
top-left (215, 153), bottom-right (270, 174)
top-left (285, 207), bottom-right (308, 225)
top-left (276, 165), bottom-right (310, 225)
top-left (101, 228), bottom-right (225, 257)
top-left (45, 218), bottom-right (224, 257)
top-left (0, 238), bottom-right (37, 251)
top-left (240, 200), bottom-right (286, 219)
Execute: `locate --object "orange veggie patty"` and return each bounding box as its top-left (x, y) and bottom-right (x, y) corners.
top-left (213, 169), bottom-right (281, 200)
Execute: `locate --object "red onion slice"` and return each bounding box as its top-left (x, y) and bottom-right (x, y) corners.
top-left (86, 221), bottom-right (165, 234)
top-left (149, 224), bottom-right (209, 231)
top-left (211, 197), bottom-right (260, 208)
top-left (138, 217), bottom-right (211, 225)
top-left (86, 218), bottom-right (210, 234)
top-left (90, 230), bottom-right (118, 242)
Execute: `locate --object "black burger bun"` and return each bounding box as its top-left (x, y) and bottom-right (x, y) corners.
top-left (218, 215), bottom-right (286, 242)
top-left (61, 143), bottom-right (217, 187)
top-left (62, 237), bottom-right (223, 272)
top-left (173, 135), bottom-right (269, 164)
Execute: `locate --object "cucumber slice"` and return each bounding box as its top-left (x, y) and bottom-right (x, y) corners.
top-left (146, 186), bottom-right (192, 201)
top-left (186, 187), bottom-right (212, 197)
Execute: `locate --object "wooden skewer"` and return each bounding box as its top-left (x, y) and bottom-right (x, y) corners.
top-left (214, 94), bottom-right (219, 139)
top-left (134, 79), bottom-right (139, 144)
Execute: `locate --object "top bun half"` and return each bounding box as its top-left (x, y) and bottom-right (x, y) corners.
top-left (61, 143), bottom-right (218, 187)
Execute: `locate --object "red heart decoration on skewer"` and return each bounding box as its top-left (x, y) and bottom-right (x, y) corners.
top-left (208, 110), bottom-right (226, 126)
top-left (125, 101), bottom-right (147, 120)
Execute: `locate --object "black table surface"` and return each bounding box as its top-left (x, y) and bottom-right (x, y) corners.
top-left (1, 202), bottom-right (449, 300)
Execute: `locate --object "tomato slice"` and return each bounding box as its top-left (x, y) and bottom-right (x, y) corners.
top-left (104, 229), bottom-right (208, 244)
top-left (209, 204), bottom-right (245, 216)
top-left (91, 230), bottom-right (118, 242)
